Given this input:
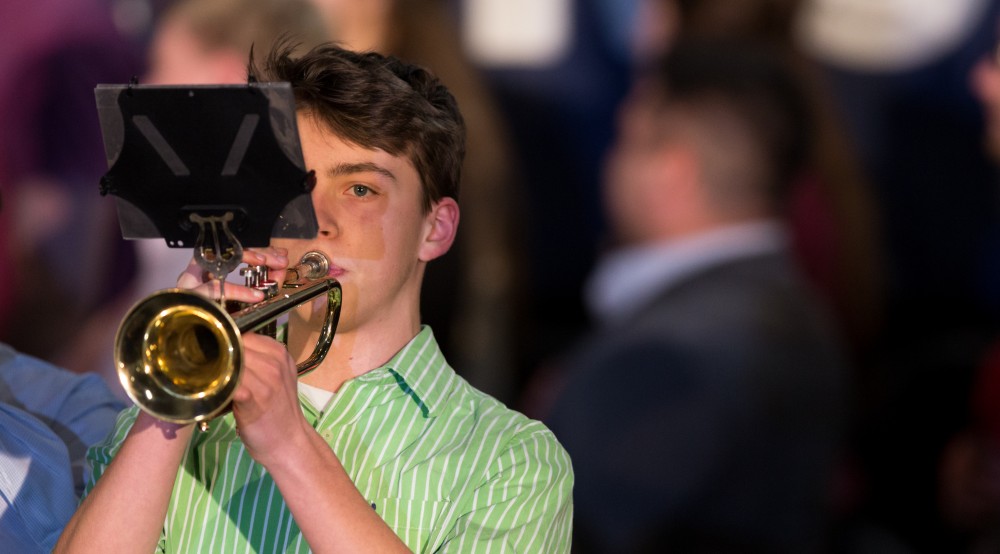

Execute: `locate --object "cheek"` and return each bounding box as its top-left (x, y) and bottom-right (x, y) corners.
top-left (602, 147), bottom-right (631, 216)
top-left (342, 210), bottom-right (421, 275)
top-left (972, 60), bottom-right (1000, 106)
top-left (346, 213), bottom-right (387, 262)
top-left (312, 196), bottom-right (389, 261)
top-left (604, 150), bottom-right (660, 233)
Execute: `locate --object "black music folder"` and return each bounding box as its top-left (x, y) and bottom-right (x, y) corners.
top-left (94, 82), bottom-right (318, 249)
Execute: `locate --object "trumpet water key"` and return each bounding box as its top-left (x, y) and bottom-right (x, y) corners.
top-left (115, 251), bottom-right (341, 430)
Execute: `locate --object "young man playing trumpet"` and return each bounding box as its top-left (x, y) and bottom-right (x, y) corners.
top-left (55, 43), bottom-right (573, 553)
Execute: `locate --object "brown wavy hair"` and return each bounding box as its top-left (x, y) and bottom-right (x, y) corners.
top-left (250, 41), bottom-right (466, 212)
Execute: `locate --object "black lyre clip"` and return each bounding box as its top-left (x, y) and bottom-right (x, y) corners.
top-left (190, 212), bottom-right (244, 283)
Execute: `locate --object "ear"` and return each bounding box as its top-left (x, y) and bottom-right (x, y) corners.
top-left (418, 197), bottom-right (460, 262)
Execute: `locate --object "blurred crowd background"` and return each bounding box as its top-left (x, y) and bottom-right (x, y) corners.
top-left (4, 0), bottom-right (1000, 551)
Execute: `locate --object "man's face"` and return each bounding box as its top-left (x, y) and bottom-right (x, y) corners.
top-left (274, 112), bottom-right (433, 337)
top-left (971, 46), bottom-right (1000, 161)
top-left (603, 86), bottom-right (674, 244)
top-left (145, 16), bottom-right (245, 85)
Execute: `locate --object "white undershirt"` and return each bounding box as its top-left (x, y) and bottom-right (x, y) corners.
top-left (298, 381), bottom-right (335, 413)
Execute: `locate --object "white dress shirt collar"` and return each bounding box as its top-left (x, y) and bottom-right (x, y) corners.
top-left (586, 220), bottom-right (789, 326)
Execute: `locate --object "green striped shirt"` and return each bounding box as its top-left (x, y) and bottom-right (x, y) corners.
top-left (86, 327), bottom-right (574, 552)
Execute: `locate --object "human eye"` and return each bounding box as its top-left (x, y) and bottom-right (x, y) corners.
top-left (349, 184), bottom-right (375, 198)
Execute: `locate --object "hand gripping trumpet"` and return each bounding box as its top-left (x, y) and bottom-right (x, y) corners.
top-left (115, 251), bottom-right (341, 430)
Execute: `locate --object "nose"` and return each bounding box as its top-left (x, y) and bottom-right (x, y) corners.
top-left (315, 210), bottom-right (338, 237)
top-left (312, 191), bottom-right (339, 239)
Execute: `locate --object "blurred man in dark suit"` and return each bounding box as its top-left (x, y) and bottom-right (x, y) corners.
top-left (544, 38), bottom-right (850, 553)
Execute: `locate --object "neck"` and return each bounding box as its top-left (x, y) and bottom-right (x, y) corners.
top-left (286, 302), bottom-right (421, 393)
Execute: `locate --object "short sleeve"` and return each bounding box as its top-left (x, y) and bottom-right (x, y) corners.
top-left (438, 423), bottom-right (574, 553)
top-left (82, 405), bottom-right (140, 497)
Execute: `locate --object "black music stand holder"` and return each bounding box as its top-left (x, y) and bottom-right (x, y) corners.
top-left (94, 82), bottom-right (317, 276)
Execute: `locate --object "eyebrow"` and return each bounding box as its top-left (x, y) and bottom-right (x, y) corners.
top-left (326, 162), bottom-right (397, 183)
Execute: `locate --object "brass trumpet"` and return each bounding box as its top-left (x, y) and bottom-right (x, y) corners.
top-left (115, 251), bottom-right (341, 430)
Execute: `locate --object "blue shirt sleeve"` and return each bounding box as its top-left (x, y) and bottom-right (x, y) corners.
top-left (0, 343), bottom-right (126, 495)
top-left (0, 403), bottom-right (77, 553)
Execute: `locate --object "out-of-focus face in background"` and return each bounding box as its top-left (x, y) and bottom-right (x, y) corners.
top-left (144, 12), bottom-right (246, 85)
top-left (306, 0), bottom-right (391, 52)
top-left (603, 85), bottom-right (676, 246)
top-left (971, 41), bottom-right (1000, 161)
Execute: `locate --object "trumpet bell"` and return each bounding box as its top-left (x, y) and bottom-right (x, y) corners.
top-left (114, 251), bottom-right (341, 430)
top-left (116, 289), bottom-right (242, 425)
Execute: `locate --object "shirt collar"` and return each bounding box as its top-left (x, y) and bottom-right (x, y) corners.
top-left (586, 220), bottom-right (789, 326)
top-left (358, 326), bottom-right (453, 418)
